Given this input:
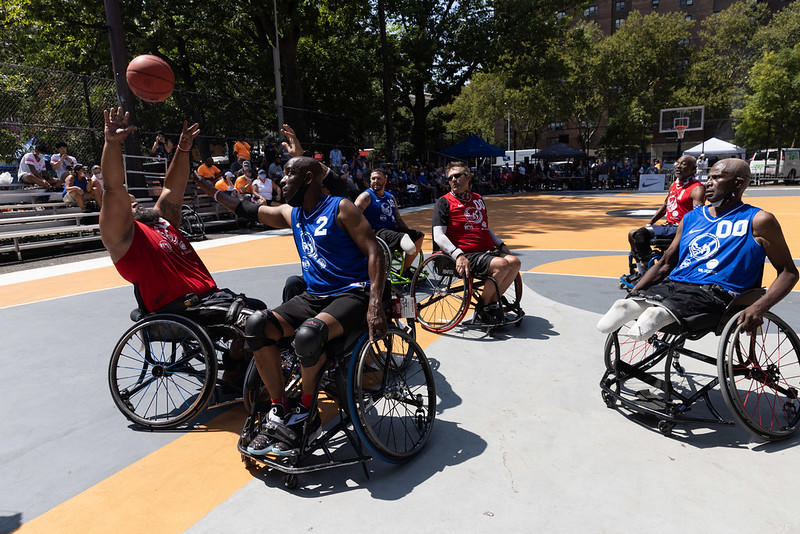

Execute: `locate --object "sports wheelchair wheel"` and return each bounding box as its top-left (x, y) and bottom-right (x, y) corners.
top-left (179, 204), bottom-right (206, 241)
top-left (108, 314), bottom-right (217, 429)
top-left (410, 253), bottom-right (471, 333)
top-left (376, 237), bottom-right (393, 279)
top-left (717, 311), bottom-right (800, 440)
top-left (242, 343), bottom-right (301, 414)
top-left (347, 328), bottom-right (436, 463)
top-left (603, 328), bottom-right (671, 374)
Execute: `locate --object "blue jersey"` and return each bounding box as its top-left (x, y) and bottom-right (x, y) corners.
top-left (291, 195), bottom-right (369, 296)
top-left (363, 188), bottom-right (397, 230)
top-left (669, 203), bottom-right (765, 293)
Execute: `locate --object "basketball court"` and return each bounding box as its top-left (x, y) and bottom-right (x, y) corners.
top-left (2, 189), bottom-right (800, 533)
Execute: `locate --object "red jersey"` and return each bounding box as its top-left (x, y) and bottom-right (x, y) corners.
top-left (665, 176), bottom-right (702, 224)
top-left (433, 192), bottom-right (496, 253)
top-left (114, 219), bottom-right (216, 312)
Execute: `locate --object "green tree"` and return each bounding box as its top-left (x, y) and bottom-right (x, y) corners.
top-left (596, 11), bottom-right (693, 154)
top-left (675, 1), bottom-right (770, 130)
top-left (734, 44), bottom-right (800, 151)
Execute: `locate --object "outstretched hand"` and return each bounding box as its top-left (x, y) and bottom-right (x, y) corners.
top-left (177, 120), bottom-right (200, 151)
top-left (104, 107), bottom-right (137, 143)
top-left (281, 123), bottom-right (304, 158)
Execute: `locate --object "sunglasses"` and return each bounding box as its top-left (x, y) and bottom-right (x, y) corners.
top-left (448, 172), bottom-right (467, 180)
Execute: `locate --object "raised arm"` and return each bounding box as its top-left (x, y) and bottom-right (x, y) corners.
top-left (738, 210), bottom-right (799, 331)
top-left (99, 107), bottom-right (138, 262)
top-left (337, 199), bottom-right (387, 342)
top-left (191, 174), bottom-right (291, 228)
top-left (155, 121), bottom-right (200, 227)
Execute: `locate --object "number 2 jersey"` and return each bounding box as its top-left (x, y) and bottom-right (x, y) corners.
top-left (669, 203), bottom-right (765, 293)
top-left (292, 195), bottom-right (369, 296)
top-left (433, 192), bottom-right (496, 253)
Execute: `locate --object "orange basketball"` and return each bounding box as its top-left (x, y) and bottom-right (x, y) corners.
top-left (126, 55), bottom-right (175, 103)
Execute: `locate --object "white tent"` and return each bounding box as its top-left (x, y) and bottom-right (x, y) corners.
top-left (683, 137), bottom-right (746, 158)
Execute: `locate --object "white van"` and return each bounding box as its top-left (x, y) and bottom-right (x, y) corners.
top-left (750, 148), bottom-right (800, 184)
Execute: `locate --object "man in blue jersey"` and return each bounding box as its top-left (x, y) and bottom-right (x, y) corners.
top-left (597, 158), bottom-right (797, 340)
top-left (355, 168), bottom-right (424, 277)
top-left (193, 125), bottom-right (386, 457)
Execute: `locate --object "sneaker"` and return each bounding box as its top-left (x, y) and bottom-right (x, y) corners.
top-left (485, 302), bottom-right (504, 324)
top-left (270, 405), bottom-right (322, 456)
top-left (245, 405), bottom-right (285, 456)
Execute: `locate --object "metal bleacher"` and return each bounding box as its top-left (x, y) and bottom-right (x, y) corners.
top-left (0, 156), bottom-right (237, 263)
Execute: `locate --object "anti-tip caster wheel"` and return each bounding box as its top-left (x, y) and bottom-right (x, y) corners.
top-left (241, 454), bottom-right (256, 469)
top-left (657, 420), bottom-right (675, 437)
top-left (601, 390), bottom-right (615, 408)
top-left (284, 474), bottom-right (298, 490)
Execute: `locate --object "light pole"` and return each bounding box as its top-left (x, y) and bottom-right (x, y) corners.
top-left (273, 0), bottom-right (284, 131)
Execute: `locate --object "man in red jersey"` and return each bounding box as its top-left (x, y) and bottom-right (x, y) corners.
top-left (99, 107), bottom-right (264, 322)
top-left (626, 154), bottom-right (705, 280)
top-left (432, 161), bottom-right (521, 324)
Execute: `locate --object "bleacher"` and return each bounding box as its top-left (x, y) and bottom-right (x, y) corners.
top-left (0, 181), bottom-right (237, 263)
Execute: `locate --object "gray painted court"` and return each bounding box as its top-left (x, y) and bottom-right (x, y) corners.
top-left (3, 244), bottom-right (800, 533)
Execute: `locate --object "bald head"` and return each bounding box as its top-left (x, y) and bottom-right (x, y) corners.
top-left (286, 156), bottom-right (324, 180)
top-left (716, 158), bottom-right (751, 190)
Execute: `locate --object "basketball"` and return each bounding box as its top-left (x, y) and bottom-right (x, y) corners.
top-left (126, 55), bottom-right (175, 103)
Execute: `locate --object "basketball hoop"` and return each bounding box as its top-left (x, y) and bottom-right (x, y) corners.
top-left (675, 124), bottom-right (687, 140)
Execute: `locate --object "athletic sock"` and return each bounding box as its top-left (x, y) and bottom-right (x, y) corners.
top-left (301, 393), bottom-right (314, 409)
top-left (270, 398), bottom-right (285, 409)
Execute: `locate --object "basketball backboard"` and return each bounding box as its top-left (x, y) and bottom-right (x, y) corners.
top-left (659, 105), bottom-right (704, 133)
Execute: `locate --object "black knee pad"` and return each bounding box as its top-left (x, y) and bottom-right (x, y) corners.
top-left (632, 227), bottom-right (653, 260)
top-left (243, 310), bottom-right (279, 352)
top-left (293, 317), bottom-right (328, 367)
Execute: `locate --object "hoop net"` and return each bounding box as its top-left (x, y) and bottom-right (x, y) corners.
top-left (675, 124), bottom-right (687, 140)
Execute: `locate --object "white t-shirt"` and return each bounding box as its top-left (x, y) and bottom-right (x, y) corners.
top-left (17, 152), bottom-right (46, 179)
top-left (50, 153), bottom-right (78, 179)
top-left (253, 177), bottom-right (273, 200)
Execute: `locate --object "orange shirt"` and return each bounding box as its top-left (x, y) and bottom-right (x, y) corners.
top-left (234, 175), bottom-right (252, 194)
top-left (233, 141), bottom-right (251, 161)
top-left (214, 178), bottom-right (233, 192)
top-left (197, 163), bottom-right (221, 179)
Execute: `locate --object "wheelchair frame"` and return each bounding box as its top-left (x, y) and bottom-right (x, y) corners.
top-left (600, 289), bottom-right (800, 440)
top-left (376, 236), bottom-right (424, 289)
top-left (237, 326), bottom-right (436, 489)
top-left (409, 251), bottom-right (524, 335)
top-left (108, 305), bottom-right (254, 430)
top-left (619, 235), bottom-right (674, 289)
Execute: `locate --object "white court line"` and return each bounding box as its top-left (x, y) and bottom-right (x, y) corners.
top-left (0, 229), bottom-right (290, 287)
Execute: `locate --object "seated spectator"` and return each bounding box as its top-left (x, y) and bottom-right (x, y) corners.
top-left (17, 143), bottom-right (61, 189)
top-left (234, 163), bottom-right (253, 194)
top-left (63, 164), bottom-right (99, 211)
top-left (252, 168), bottom-right (281, 205)
top-left (215, 171), bottom-right (236, 193)
top-left (89, 164), bottom-right (104, 209)
top-left (233, 139), bottom-right (251, 165)
top-left (196, 157), bottom-right (222, 181)
top-left (268, 156), bottom-right (283, 182)
top-left (50, 142), bottom-right (78, 183)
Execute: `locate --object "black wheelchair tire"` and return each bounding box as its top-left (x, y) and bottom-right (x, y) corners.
top-left (718, 311), bottom-right (800, 441)
top-left (410, 253), bottom-right (471, 333)
top-left (347, 329), bottom-right (436, 463)
top-left (108, 314), bottom-right (218, 429)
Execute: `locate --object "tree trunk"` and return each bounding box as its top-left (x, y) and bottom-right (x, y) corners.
top-left (412, 82), bottom-right (427, 159)
top-left (378, 0), bottom-right (394, 159)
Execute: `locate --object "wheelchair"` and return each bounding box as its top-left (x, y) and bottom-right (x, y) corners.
top-left (409, 251), bottom-right (524, 335)
top-left (619, 235), bottom-right (674, 289)
top-left (237, 318), bottom-right (436, 489)
top-left (108, 300), bottom-right (254, 430)
top-left (179, 204), bottom-right (206, 242)
top-left (600, 288), bottom-right (800, 440)
top-left (376, 236), bottom-right (424, 289)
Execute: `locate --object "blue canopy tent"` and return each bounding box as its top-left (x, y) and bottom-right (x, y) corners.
top-left (440, 135), bottom-right (505, 158)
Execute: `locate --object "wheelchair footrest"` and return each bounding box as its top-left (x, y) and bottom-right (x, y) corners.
top-left (237, 440), bottom-right (372, 475)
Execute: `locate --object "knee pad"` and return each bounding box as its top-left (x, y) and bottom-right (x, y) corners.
top-left (293, 317), bottom-right (329, 367)
top-left (243, 310), bottom-right (279, 352)
top-left (399, 234), bottom-right (417, 255)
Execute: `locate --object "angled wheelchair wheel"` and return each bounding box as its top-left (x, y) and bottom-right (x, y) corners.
top-left (242, 345), bottom-right (302, 414)
top-left (347, 329), bottom-right (436, 463)
top-left (108, 314), bottom-right (217, 429)
top-left (718, 311), bottom-right (800, 440)
top-left (410, 253), bottom-right (471, 333)
top-left (604, 327), bottom-right (670, 374)
top-left (500, 273), bottom-right (523, 312)
top-left (376, 237), bottom-right (393, 279)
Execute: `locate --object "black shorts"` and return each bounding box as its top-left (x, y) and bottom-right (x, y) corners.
top-left (375, 227), bottom-right (425, 251)
top-left (273, 288), bottom-right (369, 333)
top-left (632, 280), bottom-right (734, 326)
top-left (464, 250), bottom-right (502, 277)
top-left (179, 288), bottom-right (267, 326)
